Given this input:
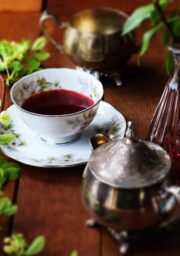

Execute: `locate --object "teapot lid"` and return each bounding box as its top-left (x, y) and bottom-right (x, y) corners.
top-left (88, 136), bottom-right (171, 189)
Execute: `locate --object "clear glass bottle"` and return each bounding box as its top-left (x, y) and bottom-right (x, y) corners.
top-left (148, 44), bottom-right (180, 184)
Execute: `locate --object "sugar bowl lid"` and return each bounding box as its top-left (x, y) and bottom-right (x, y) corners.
top-left (88, 124), bottom-right (171, 189)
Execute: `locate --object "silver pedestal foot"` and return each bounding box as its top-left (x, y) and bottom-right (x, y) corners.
top-left (108, 71), bottom-right (122, 86)
top-left (85, 218), bottom-right (98, 227)
top-left (119, 243), bottom-right (129, 255)
top-left (76, 67), bottom-right (100, 80)
top-left (108, 229), bottom-right (129, 255)
top-left (76, 66), bottom-right (122, 86)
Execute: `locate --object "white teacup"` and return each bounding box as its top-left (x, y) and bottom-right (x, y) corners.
top-left (11, 68), bottom-right (104, 144)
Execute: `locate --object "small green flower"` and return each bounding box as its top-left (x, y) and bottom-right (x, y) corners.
top-left (3, 233), bottom-right (45, 256)
top-left (64, 154), bottom-right (73, 161)
top-left (0, 111), bottom-right (12, 129)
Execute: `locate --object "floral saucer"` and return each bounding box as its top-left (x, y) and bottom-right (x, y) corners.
top-left (0, 101), bottom-right (126, 168)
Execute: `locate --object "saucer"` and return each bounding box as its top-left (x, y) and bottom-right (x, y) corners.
top-left (0, 102), bottom-right (126, 168)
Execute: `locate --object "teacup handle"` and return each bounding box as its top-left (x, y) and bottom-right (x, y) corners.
top-left (39, 11), bottom-right (68, 53)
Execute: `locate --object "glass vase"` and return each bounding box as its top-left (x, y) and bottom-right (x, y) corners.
top-left (148, 44), bottom-right (180, 184)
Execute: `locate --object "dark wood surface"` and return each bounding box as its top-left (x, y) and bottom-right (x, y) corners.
top-left (0, 1), bottom-right (180, 255)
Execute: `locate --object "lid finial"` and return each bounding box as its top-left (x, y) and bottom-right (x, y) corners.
top-left (125, 121), bottom-right (135, 144)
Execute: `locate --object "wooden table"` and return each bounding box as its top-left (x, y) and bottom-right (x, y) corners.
top-left (0, 0), bottom-right (180, 255)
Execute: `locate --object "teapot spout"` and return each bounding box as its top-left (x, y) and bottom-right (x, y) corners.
top-left (90, 134), bottom-right (111, 150)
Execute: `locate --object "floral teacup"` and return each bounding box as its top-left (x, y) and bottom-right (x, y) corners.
top-left (10, 68), bottom-right (104, 144)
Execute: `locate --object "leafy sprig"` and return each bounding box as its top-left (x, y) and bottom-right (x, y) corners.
top-left (0, 197), bottom-right (18, 217)
top-left (0, 108), bottom-right (77, 255)
top-left (0, 111), bottom-right (16, 145)
top-left (0, 196), bottom-right (18, 231)
top-left (122, 0), bottom-right (180, 74)
top-left (0, 154), bottom-right (46, 256)
top-left (0, 128), bottom-right (76, 255)
top-left (3, 233), bottom-right (45, 256)
top-left (0, 157), bottom-right (20, 189)
top-left (0, 37), bottom-right (50, 86)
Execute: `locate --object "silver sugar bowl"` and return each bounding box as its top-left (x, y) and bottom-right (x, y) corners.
top-left (82, 128), bottom-right (180, 232)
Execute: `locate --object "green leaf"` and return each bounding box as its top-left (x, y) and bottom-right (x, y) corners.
top-left (34, 52), bottom-right (50, 61)
top-left (27, 59), bottom-right (40, 73)
top-left (25, 236), bottom-right (46, 255)
top-left (165, 51), bottom-right (174, 75)
top-left (122, 0), bottom-right (170, 36)
top-left (21, 39), bottom-right (31, 52)
top-left (172, 18), bottom-right (180, 37)
top-left (0, 111), bottom-right (12, 129)
top-left (0, 168), bottom-right (6, 189)
top-left (70, 250), bottom-right (79, 256)
top-left (159, 0), bottom-right (169, 9)
top-left (0, 158), bottom-right (20, 188)
top-left (122, 3), bottom-right (155, 35)
top-left (162, 30), bottom-right (171, 46)
top-left (0, 134), bottom-right (16, 144)
top-left (5, 166), bottom-right (21, 180)
top-left (140, 23), bottom-right (163, 56)
top-left (0, 41), bottom-right (12, 60)
top-left (0, 198), bottom-right (10, 213)
top-left (10, 60), bottom-right (23, 72)
top-left (2, 205), bottom-right (18, 216)
top-left (0, 60), bottom-right (6, 72)
top-left (150, 10), bottom-right (159, 25)
top-left (0, 157), bottom-right (7, 166)
top-left (0, 197), bottom-right (17, 216)
top-left (32, 37), bottom-right (46, 51)
top-left (162, 16), bottom-right (180, 47)
top-left (0, 37), bottom-right (50, 87)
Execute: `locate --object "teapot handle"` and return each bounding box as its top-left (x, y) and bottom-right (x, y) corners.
top-left (39, 11), bottom-right (67, 53)
top-left (158, 185), bottom-right (180, 226)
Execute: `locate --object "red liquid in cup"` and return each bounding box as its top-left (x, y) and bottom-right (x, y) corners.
top-left (22, 89), bottom-right (94, 115)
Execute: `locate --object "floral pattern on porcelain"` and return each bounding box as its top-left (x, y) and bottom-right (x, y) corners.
top-left (78, 75), bottom-right (102, 102)
top-left (1, 101), bottom-right (126, 167)
top-left (13, 75), bottom-right (102, 107)
top-left (0, 122), bottom-right (25, 151)
top-left (94, 117), bottom-right (124, 139)
top-left (13, 77), bottom-right (61, 106)
top-left (29, 154), bottom-right (85, 166)
top-left (66, 107), bottom-right (98, 131)
top-left (11, 69), bottom-right (104, 144)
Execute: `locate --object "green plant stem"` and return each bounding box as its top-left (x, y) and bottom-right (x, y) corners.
top-left (153, 0), bottom-right (177, 40)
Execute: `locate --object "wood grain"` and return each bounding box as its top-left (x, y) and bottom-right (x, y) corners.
top-left (47, 0), bottom-right (177, 16)
top-left (13, 166), bottom-right (101, 256)
top-left (0, 12), bottom-right (41, 41)
top-left (0, 0), bottom-right (42, 12)
top-left (0, 11), bottom-right (42, 249)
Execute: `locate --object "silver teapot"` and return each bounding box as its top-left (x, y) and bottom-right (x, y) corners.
top-left (82, 126), bottom-right (180, 232)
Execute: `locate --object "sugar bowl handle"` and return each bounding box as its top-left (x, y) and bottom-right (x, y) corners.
top-left (165, 186), bottom-right (180, 223)
top-left (158, 185), bottom-right (180, 226)
top-left (90, 122), bottom-right (135, 150)
top-left (90, 134), bottom-right (111, 150)
top-left (40, 11), bottom-right (67, 52)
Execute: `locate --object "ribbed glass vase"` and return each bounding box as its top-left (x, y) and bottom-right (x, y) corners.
top-left (148, 44), bottom-right (180, 184)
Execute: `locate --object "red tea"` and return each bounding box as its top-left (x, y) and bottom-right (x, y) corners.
top-left (22, 89), bottom-right (94, 115)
